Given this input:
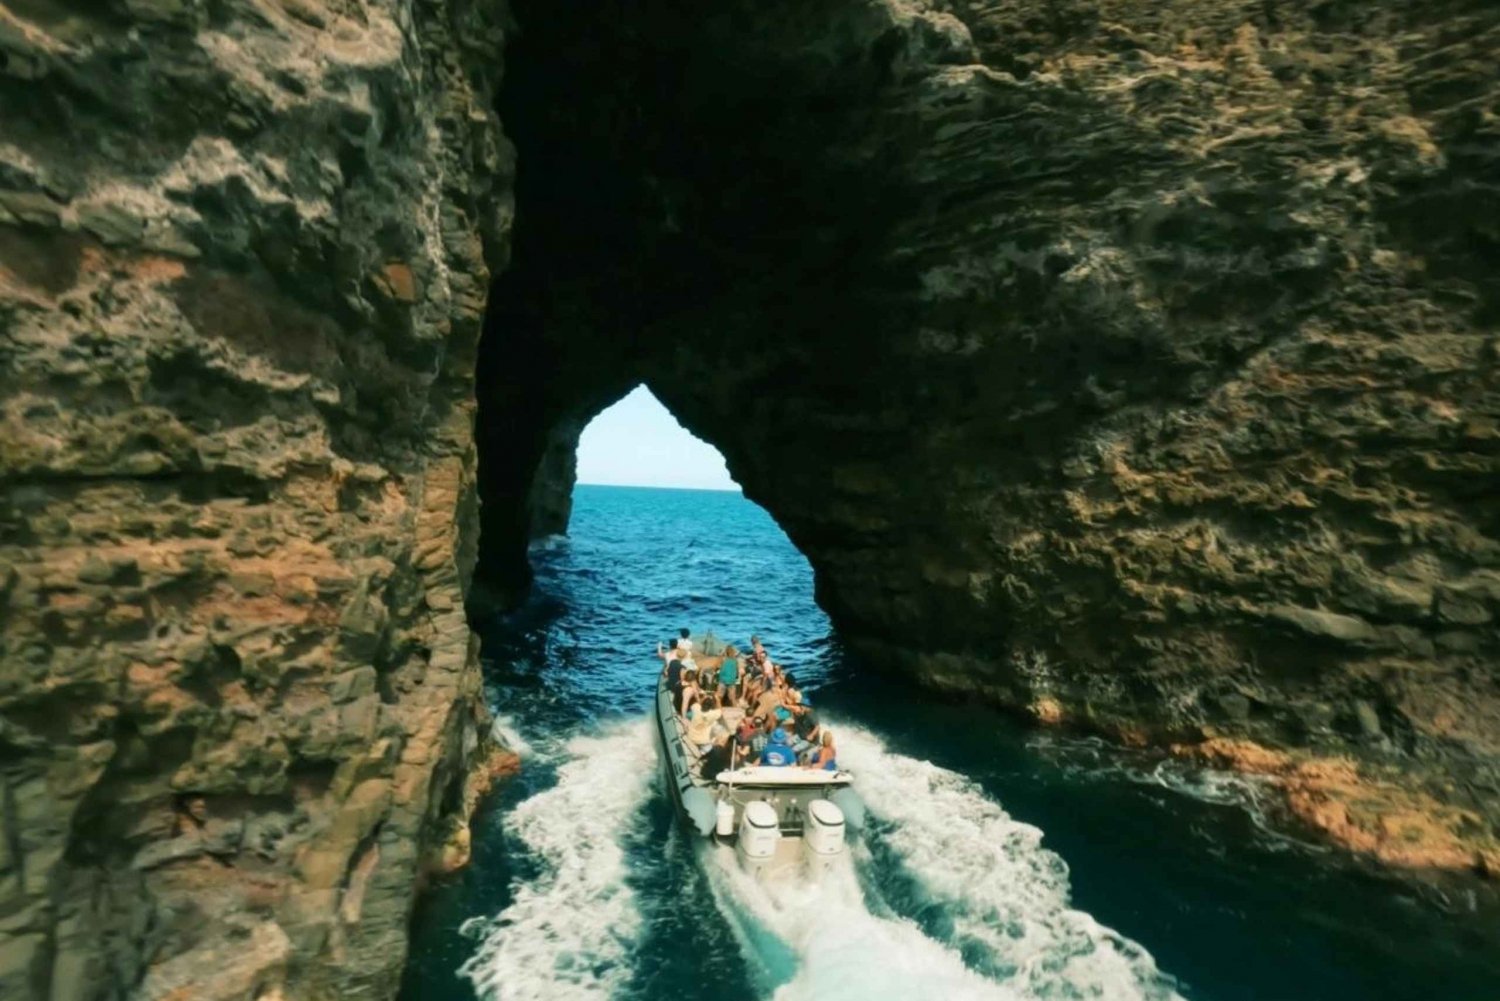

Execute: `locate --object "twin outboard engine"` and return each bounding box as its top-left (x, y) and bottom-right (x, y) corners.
top-left (801, 799), bottom-right (846, 878)
top-left (732, 797), bottom-right (847, 880)
top-left (736, 800), bottom-right (780, 878)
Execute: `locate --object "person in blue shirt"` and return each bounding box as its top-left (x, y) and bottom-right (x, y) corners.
top-left (758, 721), bottom-right (797, 767)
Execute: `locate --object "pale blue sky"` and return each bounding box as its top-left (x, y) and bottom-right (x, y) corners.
top-left (576, 385), bottom-right (739, 491)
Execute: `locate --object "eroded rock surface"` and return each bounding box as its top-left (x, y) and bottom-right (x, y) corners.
top-left (484, 0), bottom-right (1500, 876)
top-left (3, 0), bottom-right (1498, 996)
top-left (0, 1), bottom-right (512, 997)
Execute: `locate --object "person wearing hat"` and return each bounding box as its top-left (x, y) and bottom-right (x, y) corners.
top-left (758, 719), bottom-right (797, 767)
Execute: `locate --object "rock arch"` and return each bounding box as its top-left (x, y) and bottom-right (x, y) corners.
top-left (1, 0), bottom-right (1497, 998)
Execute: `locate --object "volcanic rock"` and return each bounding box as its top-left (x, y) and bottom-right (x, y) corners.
top-left (0, 0), bottom-right (512, 997)
top-left (3, 0), bottom-right (1499, 998)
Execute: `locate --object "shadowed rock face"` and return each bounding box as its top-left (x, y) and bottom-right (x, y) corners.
top-left (481, 0), bottom-right (1500, 878)
top-left (2, 0), bottom-right (1498, 997)
top-left (0, 1), bottom-right (513, 998)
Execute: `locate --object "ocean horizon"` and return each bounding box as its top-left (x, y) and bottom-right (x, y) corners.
top-left (574, 480), bottom-right (743, 493)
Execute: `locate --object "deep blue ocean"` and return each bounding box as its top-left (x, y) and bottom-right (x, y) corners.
top-left (401, 485), bottom-right (1499, 1001)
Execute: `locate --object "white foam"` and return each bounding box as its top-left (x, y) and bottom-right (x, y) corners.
top-left (489, 713), bottom-right (534, 757)
top-left (1031, 733), bottom-right (1331, 856)
top-left (459, 719), bottom-right (652, 1001)
top-left (701, 842), bottom-right (1016, 1001)
top-left (837, 723), bottom-right (1183, 1001)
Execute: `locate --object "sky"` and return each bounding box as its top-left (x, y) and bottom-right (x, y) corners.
top-left (575, 385), bottom-right (739, 491)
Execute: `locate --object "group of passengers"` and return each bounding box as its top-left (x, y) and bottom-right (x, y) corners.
top-left (657, 628), bottom-right (837, 776)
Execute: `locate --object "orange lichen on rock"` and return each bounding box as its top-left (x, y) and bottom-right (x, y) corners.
top-left (1174, 738), bottom-right (1498, 875)
top-left (373, 261), bottom-right (420, 304)
top-left (1030, 696), bottom-right (1065, 725)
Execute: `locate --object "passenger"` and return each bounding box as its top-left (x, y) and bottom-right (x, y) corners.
top-left (656, 637), bottom-right (680, 663)
top-left (789, 695), bottom-right (821, 761)
top-left (758, 719), bottom-right (797, 767)
top-left (703, 732), bottom-right (734, 776)
top-left (805, 729), bottom-right (837, 771)
top-left (679, 669), bottom-right (703, 717)
top-left (753, 682), bottom-right (782, 721)
top-left (756, 648), bottom-right (775, 683)
top-left (749, 714), bottom-right (775, 755)
top-left (773, 681), bottom-right (794, 721)
top-left (676, 627), bottom-right (694, 657)
top-left (664, 658), bottom-right (685, 713)
top-left (717, 645), bottom-right (741, 701)
top-left (731, 725), bottom-right (756, 768)
top-left (685, 695), bottom-right (721, 752)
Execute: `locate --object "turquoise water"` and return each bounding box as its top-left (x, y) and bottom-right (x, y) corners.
top-left (401, 485), bottom-right (1499, 1001)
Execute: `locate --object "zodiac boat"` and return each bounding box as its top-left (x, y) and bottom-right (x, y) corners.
top-left (653, 667), bottom-right (865, 880)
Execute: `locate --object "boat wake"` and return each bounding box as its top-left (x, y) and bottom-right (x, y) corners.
top-left (458, 715), bottom-right (1180, 1001)
top-left (701, 842), bottom-right (1014, 1000)
top-left (459, 720), bottom-right (653, 1001)
top-left (837, 723), bottom-right (1183, 1000)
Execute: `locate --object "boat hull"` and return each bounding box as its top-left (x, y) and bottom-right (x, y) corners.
top-left (652, 673), bottom-right (862, 842)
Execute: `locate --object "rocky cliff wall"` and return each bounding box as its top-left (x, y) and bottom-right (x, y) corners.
top-left (0, 1), bottom-right (513, 998)
top-left (488, 0), bottom-right (1500, 878)
top-left (3, 0), bottom-right (1498, 997)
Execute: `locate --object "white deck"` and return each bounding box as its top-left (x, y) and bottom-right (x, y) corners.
top-left (714, 765), bottom-right (853, 786)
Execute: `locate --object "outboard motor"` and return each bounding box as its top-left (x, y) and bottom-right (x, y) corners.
top-left (736, 800), bottom-right (779, 878)
top-left (801, 798), bottom-right (845, 879)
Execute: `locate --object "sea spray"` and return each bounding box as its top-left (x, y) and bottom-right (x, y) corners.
top-left (489, 713), bottom-right (534, 758)
top-left (836, 722), bottom-right (1184, 1001)
top-left (459, 720), bottom-right (653, 1001)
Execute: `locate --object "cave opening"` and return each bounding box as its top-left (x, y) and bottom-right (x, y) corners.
top-left (573, 385), bottom-right (740, 494)
top-left (464, 0), bottom-right (1216, 695)
top-left (465, 0), bottom-right (916, 617)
